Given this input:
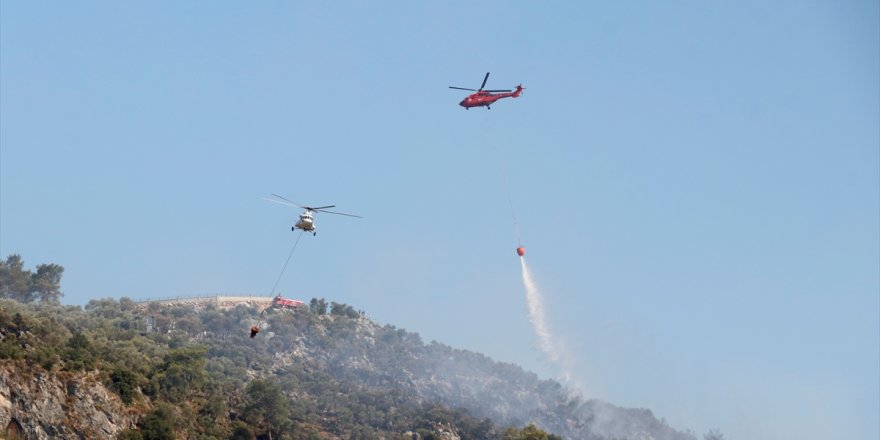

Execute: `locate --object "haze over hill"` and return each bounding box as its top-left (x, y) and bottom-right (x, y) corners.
top-left (0, 265), bottom-right (719, 439)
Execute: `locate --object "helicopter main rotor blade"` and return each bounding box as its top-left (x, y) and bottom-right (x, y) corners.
top-left (269, 194), bottom-right (307, 209)
top-left (262, 197), bottom-right (301, 208)
top-left (449, 86), bottom-right (477, 91)
top-left (309, 205), bottom-right (335, 210)
top-left (479, 72), bottom-right (490, 90)
top-left (315, 209), bottom-right (363, 218)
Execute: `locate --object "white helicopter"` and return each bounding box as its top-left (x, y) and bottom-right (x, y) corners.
top-left (263, 194), bottom-right (362, 236)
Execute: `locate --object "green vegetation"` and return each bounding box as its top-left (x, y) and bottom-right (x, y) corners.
top-left (0, 254), bottom-right (64, 303)
top-left (0, 255), bottom-right (717, 440)
top-left (503, 424), bottom-right (563, 440)
top-left (0, 295), bottom-right (561, 439)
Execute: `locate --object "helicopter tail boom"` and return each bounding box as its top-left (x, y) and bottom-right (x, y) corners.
top-left (512, 85), bottom-right (524, 98)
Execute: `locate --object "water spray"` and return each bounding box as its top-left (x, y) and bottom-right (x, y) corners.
top-left (519, 256), bottom-right (560, 363)
top-left (482, 114), bottom-right (577, 387)
top-left (519, 255), bottom-right (583, 390)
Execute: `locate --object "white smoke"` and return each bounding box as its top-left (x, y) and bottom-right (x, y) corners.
top-left (520, 257), bottom-right (582, 391)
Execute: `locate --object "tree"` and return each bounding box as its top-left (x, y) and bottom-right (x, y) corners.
top-left (31, 263), bottom-right (64, 303)
top-left (116, 430), bottom-right (143, 440)
top-left (110, 368), bottom-right (139, 404)
top-left (229, 422), bottom-right (255, 440)
top-left (138, 404), bottom-right (177, 440)
top-left (503, 424), bottom-right (551, 440)
top-left (197, 394), bottom-right (228, 434)
top-left (330, 301), bottom-right (358, 318)
top-left (704, 429), bottom-right (726, 440)
top-left (240, 379), bottom-right (290, 440)
top-left (350, 426), bottom-right (380, 440)
top-left (154, 346), bottom-right (208, 402)
top-left (310, 298), bottom-right (327, 315)
top-left (65, 332), bottom-right (96, 370)
top-left (0, 255), bottom-right (34, 302)
top-left (119, 296), bottom-right (138, 311)
top-left (0, 256), bottom-right (65, 303)
top-left (175, 315), bottom-right (202, 336)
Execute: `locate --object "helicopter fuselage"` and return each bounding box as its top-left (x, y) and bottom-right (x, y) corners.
top-left (459, 86), bottom-right (523, 109)
top-left (294, 211), bottom-right (316, 234)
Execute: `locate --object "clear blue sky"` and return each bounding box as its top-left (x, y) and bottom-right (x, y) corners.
top-left (2, 2), bottom-right (877, 439)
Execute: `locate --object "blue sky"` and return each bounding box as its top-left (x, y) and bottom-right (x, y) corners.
top-left (1, 2), bottom-right (877, 439)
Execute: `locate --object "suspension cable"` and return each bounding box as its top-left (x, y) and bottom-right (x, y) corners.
top-left (485, 116), bottom-right (522, 246)
top-left (268, 230), bottom-right (304, 295)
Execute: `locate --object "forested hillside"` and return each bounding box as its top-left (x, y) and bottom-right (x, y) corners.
top-left (1, 297), bottom-right (536, 440)
top-left (0, 256), bottom-right (718, 440)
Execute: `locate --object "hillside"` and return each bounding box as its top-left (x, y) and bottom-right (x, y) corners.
top-left (0, 298), bottom-right (704, 439)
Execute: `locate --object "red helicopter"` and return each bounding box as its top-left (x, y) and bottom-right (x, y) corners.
top-left (449, 72), bottom-right (523, 110)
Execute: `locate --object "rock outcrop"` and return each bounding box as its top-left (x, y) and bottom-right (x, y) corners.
top-left (0, 360), bottom-right (136, 440)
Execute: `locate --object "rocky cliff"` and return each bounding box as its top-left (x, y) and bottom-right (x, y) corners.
top-left (0, 360), bottom-right (136, 440)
